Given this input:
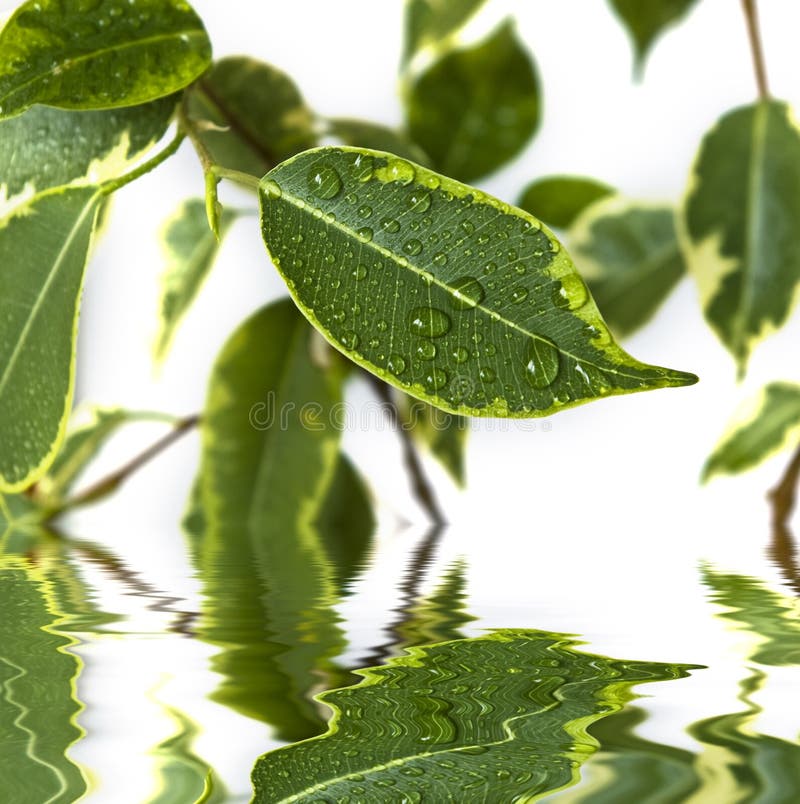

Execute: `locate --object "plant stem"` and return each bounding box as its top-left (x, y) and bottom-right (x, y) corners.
top-left (741, 0), bottom-right (770, 99)
top-left (768, 441), bottom-right (800, 532)
top-left (210, 165), bottom-right (261, 191)
top-left (47, 415), bottom-right (200, 520)
top-left (366, 374), bottom-right (446, 526)
top-left (100, 129), bottom-right (185, 196)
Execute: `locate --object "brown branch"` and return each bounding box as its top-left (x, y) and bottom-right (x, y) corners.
top-left (768, 443), bottom-right (800, 594)
top-left (366, 374), bottom-right (446, 526)
top-left (47, 415), bottom-right (200, 520)
top-left (741, 0), bottom-right (770, 99)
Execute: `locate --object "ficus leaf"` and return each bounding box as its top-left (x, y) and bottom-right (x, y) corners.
top-left (405, 20), bottom-right (540, 183)
top-left (0, 96), bottom-right (177, 214)
top-left (154, 198), bottom-right (238, 364)
top-left (702, 383), bottom-right (800, 483)
top-left (186, 57), bottom-right (316, 178)
top-left (517, 175), bottom-right (615, 230)
top-left (608, 0), bottom-right (701, 76)
top-left (682, 101), bottom-right (800, 376)
top-left (402, 0), bottom-right (488, 66)
top-left (259, 147), bottom-right (697, 418)
top-left (0, 0), bottom-right (210, 119)
top-left (327, 118), bottom-right (430, 166)
top-left (252, 630), bottom-right (697, 802)
top-left (0, 185), bottom-right (101, 492)
top-left (570, 198), bottom-right (686, 336)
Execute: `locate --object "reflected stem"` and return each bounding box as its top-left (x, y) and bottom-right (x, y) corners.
top-left (46, 415), bottom-right (200, 521)
top-left (366, 374), bottom-right (446, 526)
top-left (768, 442), bottom-right (800, 593)
top-left (741, 0), bottom-right (770, 99)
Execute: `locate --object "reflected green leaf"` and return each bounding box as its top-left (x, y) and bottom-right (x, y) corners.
top-left (403, 0), bottom-right (487, 65)
top-left (0, 553), bottom-right (87, 803)
top-left (517, 175), bottom-right (615, 230)
top-left (702, 383), bottom-right (800, 482)
top-left (0, 186), bottom-right (101, 492)
top-left (682, 101), bottom-right (800, 375)
top-left (0, 96), bottom-right (176, 212)
top-left (608, 0), bottom-right (701, 76)
top-left (154, 198), bottom-right (238, 363)
top-left (186, 57), bottom-right (316, 177)
top-left (0, 0), bottom-right (211, 119)
top-left (252, 630), bottom-right (697, 801)
top-left (327, 118), bottom-right (430, 165)
top-left (404, 398), bottom-right (468, 486)
top-left (405, 20), bottom-right (540, 182)
top-left (260, 146), bottom-right (696, 418)
top-left (570, 199), bottom-right (686, 336)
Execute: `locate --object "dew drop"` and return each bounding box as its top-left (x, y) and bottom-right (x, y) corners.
top-left (554, 274), bottom-right (589, 310)
top-left (483, 261), bottom-right (497, 275)
top-left (479, 367), bottom-right (496, 382)
top-left (388, 354), bottom-right (407, 375)
top-left (510, 286), bottom-right (529, 304)
top-left (433, 252), bottom-right (448, 267)
top-left (340, 331), bottom-right (359, 349)
top-left (524, 337), bottom-right (560, 388)
top-left (261, 179), bottom-right (282, 199)
top-left (357, 204), bottom-right (373, 218)
top-left (381, 217), bottom-right (401, 233)
top-left (449, 276), bottom-right (485, 310)
top-left (453, 347), bottom-right (470, 363)
top-left (357, 227), bottom-right (373, 242)
top-left (307, 164), bottom-right (342, 199)
top-left (351, 153), bottom-right (374, 181)
top-left (353, 264), bottom-right (368, 280)
top-left (410, 307), bottom-right (452, 337)
top-left (404, 238), bottom-right (423, 256)
top-left (424, 368), bottom-right (448, 390)
top-left (407, 190), bottom-right (431, 213)
top-left (460, 220), bottom-right (475, 235)
top-left (376, 319), bottom-right (388, 332)
top-left (416, 340), bottom-right (437, 360)
top-left (387, 158), bottom-right (415, 185)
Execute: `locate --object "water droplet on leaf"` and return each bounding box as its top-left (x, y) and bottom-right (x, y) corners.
top-left (410, 307), bottom-right (452, 337)
top-left (307, 164), bottom-right (342, 198)
top-left (524, 337), bottom-right (560, 388)
top-left (449, 276), bottom-right (485, 309)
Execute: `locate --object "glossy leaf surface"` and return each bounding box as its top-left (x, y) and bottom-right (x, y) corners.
top-left (327, 118), bottom-right (430, 165)
top-left (191, 300), bottom-right (366, 739)
top-left (187, 57), bottom-right (315, 177)
top-left (571, 199), bottom-right (685, 336)
top-left (0, 96), bottom-right (176, 212)
top-left (609, 0), bottom-right (700, 74)
top-left (260, 147), bottom-right (697, 418)
top-left (0, 186), bottom-right (100, 491)
top-left (252, 630), bottom-right (696, 801)
top-left (154, 198), bottom-right (237, 362)
top-left (702, 383), bottom-right (800, 482)
top-left (0, 555), bottom-right (87, 803)
top-left (0, 0), bottom-right (210, 119)
top-left (405, 21), bottom-right (540, 182)
top-left (403, 0), bottom-right (487, 64)
top-left (683, 101), bottom-right (800, 375)
top-left (517, 175), bottom-right (615, 229)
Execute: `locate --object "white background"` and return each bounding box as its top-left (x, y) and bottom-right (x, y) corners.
top-left (4, 1), bottom-right (800, 801)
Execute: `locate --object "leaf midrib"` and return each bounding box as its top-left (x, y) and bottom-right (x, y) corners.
top-left (0, 29), bottom-right (207, 110)
top-left (270, 184), bottom-right (661, 383)
top-left (0, 189), bottom-right (99, 402)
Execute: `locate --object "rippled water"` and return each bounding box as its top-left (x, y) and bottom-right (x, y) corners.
top-left (1, 515), bottom-right (799, 802)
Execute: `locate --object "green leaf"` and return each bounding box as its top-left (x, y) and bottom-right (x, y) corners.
top-left (0, 185), bottom-right (101, 492)
top-left (35, 406), bottom-right (177, 503)
top-left (703, 567), bottom-right (800, 665)
top-left (403, 0), bottom-right (488, 65)
top-left (252, 630), bottom-right (697, 802)
top-left (327, 118), bottom-right (430, 166)
top-left (259, 146), bottom-right (697, 418)
top-left (702, 383), bottom-right (800, 482)
top-left (608, 0), bottom-right (701, 75)
top-left (186, 57), bottom-right (316, 178)
top-left (404, 397), bottom-right (468, 485)
top-left (570, 199), bottom-right (686, 336)
top-left (682, 101), bottom-right (800, 376)
top-left (405, 20), bottom-right (540, 182)
top-left (517, 175), bottom-right (615, 229)
top-left (0, 554), bottom-right (87, 803)
top-left (154, 198), bottom-right (238, 363)
top-left (0, 0), bottom-right (211, 119)
top-left (0, 96), bottom-right (177, 212)
top-left (192, 299), bottom-right (352, 739)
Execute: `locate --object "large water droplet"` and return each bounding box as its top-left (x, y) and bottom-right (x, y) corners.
top-left (453, 347), bottom-right (470, 363)
top-left (553, 274), bottom-right (589, 310)
top-left (357, 204), bottom-right (373, 218)
top-left (479, 367), bottom-right (496, 382)
top-left (424, 368), bottom-right (448, 391)
top-left (387, 158), bottom-right (415, 185)
top-left (353, 264), bottom-right (368, 280)
top-left (357, 227), bottom-right (373, 242)
top-left (388, 354), bottom-right (407, 375)
top-left (351, 153), bottom-right (374, 182)
top-left (410, 307), bottom-right (452, 337)
top-left (381, 217), bottom-right (401, 233)
top-left (416, 340), bottom-right (437, 360)
top-left (510, 286), bottom-right (529, 304)
top-left (404, 238), bottom-right (423, 255)
top-left (449, 276), bottom-right (485, 309)
top-left (340, 331), bottom-right (359, 349)
top-left (524, 337), bottom-right (560, 388)
top-left (433, 252), bottom-right (448, 267)
top-left (407, 190), bottom-right (431, 213)
top-left (307, 164), bottom-right (342, 198)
